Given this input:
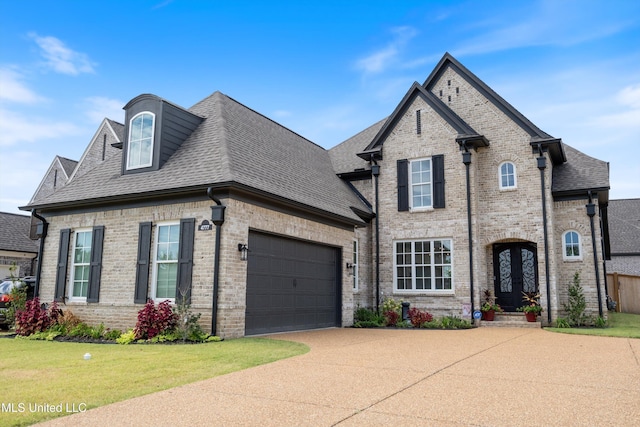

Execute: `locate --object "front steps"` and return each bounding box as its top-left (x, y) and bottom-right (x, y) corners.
top-left (479, 312), bottom-right (541, 328)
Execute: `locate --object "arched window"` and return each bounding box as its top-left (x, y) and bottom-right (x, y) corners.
top-left (499, 161), bottom-right (517, 189)
top-left (127, 112), bottom-right (155, 170)
top-left (563, 231), bottom-right (582, 260)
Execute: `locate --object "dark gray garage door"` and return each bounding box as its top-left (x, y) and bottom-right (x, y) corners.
top-left (245, 231), bottom-right (341, 335)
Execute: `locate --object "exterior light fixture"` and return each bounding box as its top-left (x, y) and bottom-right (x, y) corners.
top-left (238, 243), bottom-right (249, 261)
top-left (346, 262), bottom-right (353, 270)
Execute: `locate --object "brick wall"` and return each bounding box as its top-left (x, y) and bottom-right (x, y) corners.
top-left (38, 197), bottom-right (357, 338)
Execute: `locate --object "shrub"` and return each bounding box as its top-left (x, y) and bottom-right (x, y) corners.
top-left (563, 272), bottom-right (588, 327)
top-left (384, 310), bottom-right (399, 327)
top-left (407, 307), bottom-right (433, 327)
top-left (4, 281), bottom-right (28, 328)
top-left (116, 329), bottom-right (136, 345)
top-left (173, 298), bottom-right (208, 342)
top-left (104, 328), bottom-right (123, 340)
top-left (14, 298), bottom-right (58, 336)
top-left (594, 316), bottom-right (607, 328)
top-left (555, 317), bottom-right (571, 328)
top-left (354, 307), bottom-right (384, 326)
top-left (134, 300), bottom-right (178, 340)
top-left (381, 298), bottom-right (402, 315)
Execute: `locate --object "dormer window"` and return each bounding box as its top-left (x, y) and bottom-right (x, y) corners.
top-left (127, 112), bottom-right (155, 170)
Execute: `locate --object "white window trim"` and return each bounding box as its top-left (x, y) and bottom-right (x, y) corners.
top-left (352, 239), bottom-right (359, 292)
top-left (126, 111), bottom-right (155, 170)
top-left (393, 238), bottom-right (454, 294)
top-left (498, 161), bottom-right (517, 191)
top-left (151, 221), bottom-right (180, 303)
top-left (409, 157), bottom-right (434, 211)
top-left (562, 230), bottom-right (583, 261)
top-left (68, 228), bottom-right (92, 302)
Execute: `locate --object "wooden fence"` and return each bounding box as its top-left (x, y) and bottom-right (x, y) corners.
top-left (607, 273), bottom-right (640, 314)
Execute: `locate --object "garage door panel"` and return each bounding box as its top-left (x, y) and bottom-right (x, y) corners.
top-left (245, 231), bottom-right (340, 336)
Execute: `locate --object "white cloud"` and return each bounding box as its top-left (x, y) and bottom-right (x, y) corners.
top-left (617, 84), bottom-right (640, 109)
top-left (29, 33), bottom-right (96, 75)
top-left (272, 110), bottom-right (292, 119)
top-left (83, 97), bottom-right (125, 124)
top-left (0, 68), bottom-right (46, 104)
top-left (355, 26), bottom-right (418, 74)
top-left (0, 107), bottom-right (80, 147)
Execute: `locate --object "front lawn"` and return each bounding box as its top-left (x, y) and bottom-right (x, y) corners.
top-left (545, 312), bottom-right (640, 338)
top-left (0, 337), bottom-right (308, 426)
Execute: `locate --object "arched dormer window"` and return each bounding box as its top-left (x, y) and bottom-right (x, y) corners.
top-left (127, 112), bottom-right (155, 170)
top-left (562, 231), bottom-right (582, 261)
top-left (499, 161), bottom-right (517, 190)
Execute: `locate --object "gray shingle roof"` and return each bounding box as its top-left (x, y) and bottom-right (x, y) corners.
top-left (329, 118), bottom-right (386, 174)
top-left (58, 157), bottom-right (78, 177)
top-left (24, 92), bottom-right (370, 225)
top-left (608, 199), bottom-right (640, 255)
top-left (107, 119), bottom-right (125, 141)
top-left (552, 144), bottom-right (609, 195)
top-left (0, 212), bottom-right (38, 253)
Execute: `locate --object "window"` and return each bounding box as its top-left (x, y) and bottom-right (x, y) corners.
top-left (394, 239), bottom-right (453, 292)
top-left (410, 158), bottom-right (432, 209)
top-left (499, 161), bottom-right (517, 189)
top-left (563, 231), bottom-right (582, 260)
top-left (152, 222), bottom-right (180, 301)
top-left (127, 112), bottom-right (155, 169)
top-left (352, 240), bottom-right (359, 291)
top-left (69, 229), bottom-right (92, 301)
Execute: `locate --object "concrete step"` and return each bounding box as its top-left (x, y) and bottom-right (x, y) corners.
top-left (479, 312), bottom-right (541, 328)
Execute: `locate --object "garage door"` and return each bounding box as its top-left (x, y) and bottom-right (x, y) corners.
top-left (245, 231), bottom-right (341, 335)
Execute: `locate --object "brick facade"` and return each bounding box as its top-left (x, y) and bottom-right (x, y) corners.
top-left (37, 197), bottom-right (356, 338)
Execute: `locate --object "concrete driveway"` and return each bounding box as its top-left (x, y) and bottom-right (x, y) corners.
top-left (39, 328), bottom-right (639, 426)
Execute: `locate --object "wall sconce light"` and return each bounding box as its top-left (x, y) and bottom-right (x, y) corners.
top-left (238, 243), bottom-right (249, 261)
top-left (346, 262), bottom-right (353, 270)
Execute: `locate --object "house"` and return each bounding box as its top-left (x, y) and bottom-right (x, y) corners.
top-left (606, 199), bottom-right (640, 277)
top-left (23, 53), bottom-right (610, 337)
top-left (0, 212), bottom-right (38, 279)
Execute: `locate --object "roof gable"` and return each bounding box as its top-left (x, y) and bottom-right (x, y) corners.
top-left (359, 82), bottom-right (487, 159)
top-left (424, 53), bottom-right (565, 164)
top-left (69, 118), bottom-right (123, 181)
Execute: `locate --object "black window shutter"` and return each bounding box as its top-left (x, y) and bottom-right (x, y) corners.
top-left (433, 154), bottom-right (445, 209)
top-left (86, 226), bottom-right (105, 303)
top-left (397, 159), bottom-right (409, 212)
top-left (54, 229), bottom-right (71, 302)
top-left (176, 218), bottom-right (195, 304)
top-left (134, 222), bottom-right (152, 304)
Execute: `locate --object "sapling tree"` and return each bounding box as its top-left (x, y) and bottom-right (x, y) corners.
top-left (563, 271), bottom-right (588, 327)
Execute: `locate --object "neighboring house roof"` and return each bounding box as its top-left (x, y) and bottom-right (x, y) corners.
top-left (0, 212), bottom-right (38, 253)
top-left (552, 144), bottom-right (610, 201)
top-left (608, 199), bottom-right (640, 255)
top-left (23, 92), bottom-right (371, 225)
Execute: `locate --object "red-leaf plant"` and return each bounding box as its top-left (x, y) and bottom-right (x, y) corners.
top-left (407, 307), bottom-right (433, 327)
top-left (384, 310), bottom-right (400, 327)
top-left (15, 298), bottom-right (59, 336)
top-left (134, 300), bottom-right (178, 340)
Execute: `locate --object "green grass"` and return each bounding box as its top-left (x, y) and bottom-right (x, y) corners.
top-left (545, 312), bottom-right (640, 338)
top-left (0, 338), bottom-right (308, 427)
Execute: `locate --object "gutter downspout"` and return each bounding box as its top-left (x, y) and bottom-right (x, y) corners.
top-left (371, 162), bottom-right (381, 313)
top-left (207, 188), bottom-right (226, 336)
top-left (536, 146), bottom-right (552, 324)
top-left (587, 191), bottom-right (603, 317)
top-left (31, 210), bottom-right (48, 298)
top-left (461, 145), bottom-right (475, 316)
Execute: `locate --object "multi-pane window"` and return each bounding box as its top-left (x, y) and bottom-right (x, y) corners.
top-left (352, 240), bottom-right (359, 291)
top-left (153, 223), bottom-right (180, 300)
top-left (394, 239), bottom-right (453, 292)
top-left (563, 231), bottom-right (581, 260)
top-left (127, 112), bottom-right (155, 169)
top-left (410, 158), bottom-right (432, 208)
top-left (499, 162), bottom-right (517, 189)
top-left (70, 230), bottom-right (92, 300)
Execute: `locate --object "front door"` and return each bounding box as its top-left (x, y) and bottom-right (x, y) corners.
top-left (493, 243), bottom-right (538, 312)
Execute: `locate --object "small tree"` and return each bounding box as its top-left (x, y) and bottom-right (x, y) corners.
top-left (563, 271), bottom-right (588, 327)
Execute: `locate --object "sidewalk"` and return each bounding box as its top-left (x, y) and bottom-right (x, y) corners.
top-left (38, 328), bottom-right (640, 426)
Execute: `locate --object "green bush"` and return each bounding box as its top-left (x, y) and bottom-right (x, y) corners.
top-left (564, 271), bottom-right (588, 327)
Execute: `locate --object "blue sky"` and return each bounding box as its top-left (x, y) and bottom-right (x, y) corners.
top-left (1, 0), bottom-right (639, 214)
